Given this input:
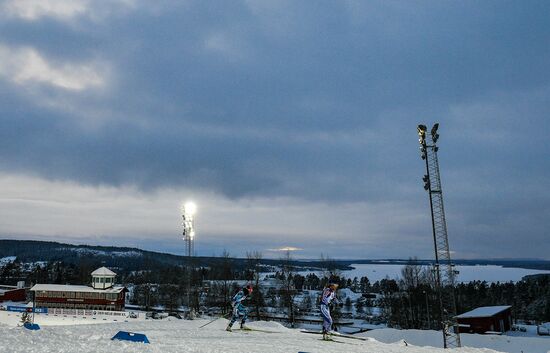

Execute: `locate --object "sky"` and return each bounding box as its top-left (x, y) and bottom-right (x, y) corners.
top-left (0, 0), bottom-right (549, 260)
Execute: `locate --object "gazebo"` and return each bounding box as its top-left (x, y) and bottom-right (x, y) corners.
top-left (91, 266), bottom-right (117, 290)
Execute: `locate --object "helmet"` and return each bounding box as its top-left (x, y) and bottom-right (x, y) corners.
top-left (246, 284), bottom-right (254, 293)
top-left (328, 283), bottom-right (339, 290)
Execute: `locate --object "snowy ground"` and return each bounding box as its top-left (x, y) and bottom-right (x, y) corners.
top-left (1, 309), bottom-right (547, 353)
top-left (0, 310), bottom-right (145, 327)
top-left (0, 316), bottom-right (537, 353)
top-left (360, 328), bottom-right (550, 353)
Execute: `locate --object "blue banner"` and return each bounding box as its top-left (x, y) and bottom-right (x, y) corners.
top-left (6, 306), bottom-right (47, 313)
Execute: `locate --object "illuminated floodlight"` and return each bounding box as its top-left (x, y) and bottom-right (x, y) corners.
top-left (181, 201), bottom-right (197, 257)
top-left (418, 124), bottom-right (427, 146)
top-left (180, 201), bottom-right (198, 313)
top-left (183, 202), bottom-right (197, 216)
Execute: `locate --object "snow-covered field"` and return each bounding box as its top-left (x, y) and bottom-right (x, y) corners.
top-left (1, 314), bottom-right (547, 353)
top-left (0, 310), bottom-right (145, 327)
top-left (360, 328), bottom-right (550, 353)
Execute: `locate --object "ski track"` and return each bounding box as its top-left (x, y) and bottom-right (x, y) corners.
top-left (0, 318), bottom-right (511, 353)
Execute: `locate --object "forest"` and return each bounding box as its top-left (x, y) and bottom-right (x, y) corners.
top-left (2, 252), bottom-right (549, 327)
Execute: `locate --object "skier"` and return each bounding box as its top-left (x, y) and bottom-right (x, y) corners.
top-left (320, 282), bottom-right (342, 340)
top-left (226, 284), bottom-right (253, 332)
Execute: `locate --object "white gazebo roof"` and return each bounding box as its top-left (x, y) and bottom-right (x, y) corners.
top-left (91, 267), bottom-right (116, 276)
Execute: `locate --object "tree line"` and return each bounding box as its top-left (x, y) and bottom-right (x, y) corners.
top-left (2, 254), bottom-right (549, 326)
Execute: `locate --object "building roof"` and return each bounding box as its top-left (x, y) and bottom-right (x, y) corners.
top-left (30, 284), bottom-right (124, 294)
top-left (0, 286), bottom-right (22, 294)
top-left (91, 267), bottom-right (116, 276)
top-left (456, 305), bottom-right (512, 319)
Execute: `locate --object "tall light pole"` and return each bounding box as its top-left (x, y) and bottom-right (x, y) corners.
top-left (182, 201), bottom-right (197, 317)
top-left (418, 123), bottom-right (461, 348)
top-left (182, 202), bottom-right (196, 257)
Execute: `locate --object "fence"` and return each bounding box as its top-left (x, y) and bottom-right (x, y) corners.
top-left (45, 307), bottom-right (134, 318)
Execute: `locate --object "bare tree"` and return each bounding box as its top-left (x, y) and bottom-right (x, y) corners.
top-left (218, 250), bottom-right (234, 314)
top-left (280, 250), bottom-right (297, 327)
top-left (320, 253), bottom-right (340, 284)
top-left (401, 257), bottom-right (424, 290)
top-left (246, 251), bottom-right (265, 321)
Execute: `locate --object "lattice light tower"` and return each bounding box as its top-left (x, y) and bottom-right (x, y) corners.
top-left (182, 201), bottom-right (197, 316)
top-left (182, 202), bottom-right (197, 257)
top-left (418, 123), bottom-right (461, 349)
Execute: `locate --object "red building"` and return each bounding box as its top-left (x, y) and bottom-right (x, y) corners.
top-left (0, 284), bottom-right (27, 302)
top-left (30, 267), bottom-right (126, 311)
top-left (456, 305), bottom-right (512, 334)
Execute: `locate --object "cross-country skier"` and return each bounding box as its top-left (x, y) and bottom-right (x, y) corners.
top-left (320, 283), bottom-right (342, 340)
top-left (226, 284), bottom-right (253, 332)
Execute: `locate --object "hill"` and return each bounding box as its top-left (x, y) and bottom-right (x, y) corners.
top-left (0, 317), bottom-right (508, 353)
top-left (0, 239), bottom-right (351, 272)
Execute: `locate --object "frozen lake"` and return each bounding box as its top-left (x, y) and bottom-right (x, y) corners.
top-left (343, 264), bottom-right (550, 283)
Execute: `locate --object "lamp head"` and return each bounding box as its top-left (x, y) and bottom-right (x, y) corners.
top-left (417, 124), bottom-right (427, 136)
top-left (182, 201), bottom-right (197, 216)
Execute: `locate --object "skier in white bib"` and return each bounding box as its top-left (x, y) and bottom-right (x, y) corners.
top-left (320, 283), bottom-right (342, 340)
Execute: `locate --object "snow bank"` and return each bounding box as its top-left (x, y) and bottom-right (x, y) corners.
top-left (0, 310), bottom-right (144, 327)
top-left (360, 328), bottom-right (550, 353)
top-left (0, 317), bottom-right (509, 353)
top-left (338, 288), bottom-right (362, 301)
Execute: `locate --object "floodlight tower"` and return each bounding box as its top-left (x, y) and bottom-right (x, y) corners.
top-left (182, 201), bottom-right (197, 317)
top-left (182, 202), bottom-right (197, 257)
top-left (417, 123), bottom-right (461, 349)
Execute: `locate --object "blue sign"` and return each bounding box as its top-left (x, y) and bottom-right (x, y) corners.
top-left (112, 331), bottom-right (150, 344)
top-left (7, 306), bottom-right (47, 313)
top-left (23, 322), bottom-right (41, 330)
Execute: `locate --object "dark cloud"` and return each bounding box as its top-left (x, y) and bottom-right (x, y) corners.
top-left (0, 1), bottom-right (549, 258)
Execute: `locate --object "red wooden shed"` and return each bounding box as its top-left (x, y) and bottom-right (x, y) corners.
top-left (456, 305), bottom-right (512, 334)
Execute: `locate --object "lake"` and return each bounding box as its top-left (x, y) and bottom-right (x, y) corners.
top-left (343, 264), bottom-right (550, 283)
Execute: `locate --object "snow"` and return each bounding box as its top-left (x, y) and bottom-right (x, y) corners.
top-left (338, 288), bottom-right (362, 301)
top-left (359, 328), bottom-right (550, 353)
top-left (0, 317), bottom-right (510, 353)
top-left (58, 248), bottom-right (142, 258)
top-left (0, 310), bottom-right (139, 326)
top-left (456, 306), bottom-right (512, 318)
top-left (91, 267), bottom-right (117, 276)
top-left (0, 256), bottom-right (16, 266)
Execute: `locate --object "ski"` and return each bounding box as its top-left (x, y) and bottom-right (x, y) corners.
top-left (238, 327), bottom-right (277, 333)
top-left (318, 338), bottom-right (346, 344)
top-left (330, 332), bottom-right (368, 341)
top-left (300, 330), bottom-right (367, 341)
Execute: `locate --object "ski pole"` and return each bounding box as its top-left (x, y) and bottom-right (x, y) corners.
top-left (199, 312), bottom-right (230, 328)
